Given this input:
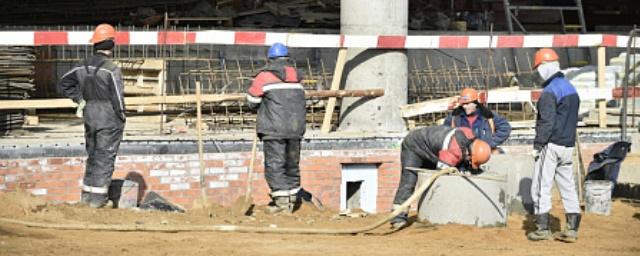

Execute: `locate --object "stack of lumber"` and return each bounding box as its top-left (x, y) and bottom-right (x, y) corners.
top-left (0, 46), bottom-right (35, 135)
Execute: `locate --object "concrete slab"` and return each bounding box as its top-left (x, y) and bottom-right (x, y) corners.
top-left (416, 171), bottom-right (508, 227)
top-left (484, 154), bottom-right (536, 215)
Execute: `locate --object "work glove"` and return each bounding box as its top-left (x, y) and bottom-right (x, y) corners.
top-left (75, 100), bottom-right (86, 118)
top-left (531, 148), bottom-right (541, 161)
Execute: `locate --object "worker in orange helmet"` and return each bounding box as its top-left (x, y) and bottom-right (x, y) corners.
top-left (58, 23), bottom-right (125, 208)
top-left (445, 88), bottom-right (511, 153)
top-left (390, 125), bottom-right (491, 229)
top-left (528, 48), bottom-right (582, 243)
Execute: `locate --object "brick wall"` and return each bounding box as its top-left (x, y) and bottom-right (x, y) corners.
top-left (0, 143), bottom-right (611, 212)
top-left (0, 148), bottom-right (401, 212)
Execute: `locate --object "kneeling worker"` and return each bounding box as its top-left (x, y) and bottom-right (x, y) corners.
top-left (390, 125), bottom-right (492, 229)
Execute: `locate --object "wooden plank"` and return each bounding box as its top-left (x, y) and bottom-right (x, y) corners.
top-left (0, 89), bottom-right (383, 110)
top-left (195, 81), bottom-right (208, 205)
top-left (597, 46), bottom-right (607, 128)
top-left (399, 87), bottom-right (519, 118)
top-left (320, 48), bottom-right (348, 134)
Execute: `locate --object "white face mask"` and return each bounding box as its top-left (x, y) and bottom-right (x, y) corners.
top-left (536, 61), bottom-right (560, 81)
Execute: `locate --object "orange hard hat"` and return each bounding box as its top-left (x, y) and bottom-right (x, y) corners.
top-left (90, 24), bottom-right (116, 44)
top-left (459, 88), bottom-right (479, 104)
top-left (533, 48), bottom-right (559, 68)
top-left (470, 139), bottom-right (491, 169)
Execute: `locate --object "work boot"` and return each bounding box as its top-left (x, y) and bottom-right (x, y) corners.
top-left (527, 213), bottom-right (552, 241)
top-left (87, 193), bottom-right (109, 208)
top-left (389, 204), bottom-right (409, 229)
top-left (265, 192), bottom-right (293, 215)
top-left (554, 213), bottom-right (581, 243)
top-left (80, 191), bottom-right (91, 205)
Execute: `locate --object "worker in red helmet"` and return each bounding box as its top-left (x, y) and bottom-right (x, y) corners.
top-left (445, 88), bottom-right (511, 152)
top-left (246, 43), bottom-right (322, 214)
top-left (528, 48), bottom-right (582, 243)
top-left (390, 125), bottom-right (491, 229)
top-left (58, 23), bottom-right (125, 208)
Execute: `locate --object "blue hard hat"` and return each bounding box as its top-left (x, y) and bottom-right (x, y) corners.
top-left (268, 43), bottom-right (288, 59)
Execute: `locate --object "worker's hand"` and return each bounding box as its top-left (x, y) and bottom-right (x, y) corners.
top-left (75, 100), bottom-right (86, 118)
top-left (448, 96), bottom-right (460, 110)
top-left (531, 149), bottom-right (540, 160)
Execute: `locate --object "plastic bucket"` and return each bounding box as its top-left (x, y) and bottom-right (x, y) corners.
top-left (584, 180), bottom-right (614, 216)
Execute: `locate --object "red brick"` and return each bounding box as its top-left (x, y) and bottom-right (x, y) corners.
top-left (46, 187), bottom-right (67, 196)
top-left (149, 183), bottom-right (170, 191)
top-left (41, 180), bottom-right (69, 188)
top-left (48, 158), bottom-right (64, 165)
top-left (148, 162), bottom-right (166, 170)
top-left (18, 182), bottom-right (36, 189)
top-left (60, 164), bottom-right (83, 173)
top-left (204, 160), bottom-right (224, 168)
top-left (62, 194), bottom-right (79, 202)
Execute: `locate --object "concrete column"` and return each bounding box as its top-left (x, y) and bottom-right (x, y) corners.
top-left (338, 0), bottom-right (408, 132)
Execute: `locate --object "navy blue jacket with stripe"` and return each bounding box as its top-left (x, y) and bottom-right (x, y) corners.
top-left (534, 72), bottom-right (580, 151)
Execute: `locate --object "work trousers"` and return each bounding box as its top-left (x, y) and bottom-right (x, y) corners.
top-left (263, 138), bottom-right (301, 193)
top-left (82, 103), bottom-right (124, 195)
top-left (392, 144), bottom-right (435, 205)
top-left (531, 142), bottom-right (581, 215)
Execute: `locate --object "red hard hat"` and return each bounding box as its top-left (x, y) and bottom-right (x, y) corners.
top-left (459, 88), bottom-right (479, 104)
top-left (470, 140), bottom-right (491, 169)
top-left (90, 24), bottom-right (116, 44)
top-left (533, 48), bottom-right (559, 68)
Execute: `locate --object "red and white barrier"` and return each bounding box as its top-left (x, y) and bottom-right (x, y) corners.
top-left (0, 30), bottom-right (638, 48)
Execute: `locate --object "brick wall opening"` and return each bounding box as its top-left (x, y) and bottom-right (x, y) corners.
top-left (341, 164), bottom-right (378, 213)
top-left (346, 181), bottom-right (363, 210)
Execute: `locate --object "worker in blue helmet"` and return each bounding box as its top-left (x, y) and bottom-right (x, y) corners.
top-left (246, 42), bottom-right (323, 214)
top-left (268, 42), bottom-right (288, 59)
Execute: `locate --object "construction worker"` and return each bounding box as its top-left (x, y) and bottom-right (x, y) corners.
top-left (444, 88), bottom-right (511, 152)
top-left (58, 24), bottom-right (125, 208)
top-left (390, 125), bottom-right (492, 229)
top-left (246, 43), bottom-right (321, 214)
top-left (528, 48), bottom-right (581, 243)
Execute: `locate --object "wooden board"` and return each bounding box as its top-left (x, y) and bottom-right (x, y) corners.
top-left (0, 89), bottom-right (383, 110)
top-left (320, 48), bottom-right (348, 134)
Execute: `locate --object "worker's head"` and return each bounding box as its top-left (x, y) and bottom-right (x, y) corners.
top-left (268, 43), bottom-right (288, 59)
top-left (91, 23), bottom-right (116, 51)
top-left (533, 48), bottom-right (560, 81)
top-left (468, 139), bottom-right (491, 169)
top-left (459, 88), bottom-right (479, 115)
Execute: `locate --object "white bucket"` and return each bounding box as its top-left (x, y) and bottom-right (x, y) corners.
top-left (584, 180), bottom-right (614, 216)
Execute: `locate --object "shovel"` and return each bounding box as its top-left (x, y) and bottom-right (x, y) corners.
top-left (232, 131), bottom-right (259, 216)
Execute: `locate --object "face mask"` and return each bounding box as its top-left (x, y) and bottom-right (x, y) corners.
top-left (536, 61), bottom-right (560, 81)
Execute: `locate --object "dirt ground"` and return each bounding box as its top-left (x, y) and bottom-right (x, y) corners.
top-left (0, 191), bottom-right (639, 256)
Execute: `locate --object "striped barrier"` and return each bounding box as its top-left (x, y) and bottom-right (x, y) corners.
top-left (0, 30), bottom-right (638, 48)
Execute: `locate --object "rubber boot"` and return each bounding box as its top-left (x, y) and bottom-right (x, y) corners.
top-left (554, 213), bottom-right (581, 243)
top-left (265, 191), bottom-right (293, 214)
top-left (80, 191), bottom-right (91, 205)
top-left (390, 204), bottom-right (409, 229)
top-left (527, 213), bottom-right (552, 241)
top-left (87, 193), bottom-right (109, 208)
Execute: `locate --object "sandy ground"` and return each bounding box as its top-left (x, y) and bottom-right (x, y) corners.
top-left (0, 191), bottom-right (639, 256)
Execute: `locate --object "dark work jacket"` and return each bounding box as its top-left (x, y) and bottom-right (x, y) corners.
top-left (246, 58), bottom-right (306, 139)
top-left (444, 105), bottom-right (511, 148)
top-left (402, 125), bottom-right (476, 168)
top-left (534, 72), bottom-right (580, 150)
top-left (58, 53), bottom-right (126, 124)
